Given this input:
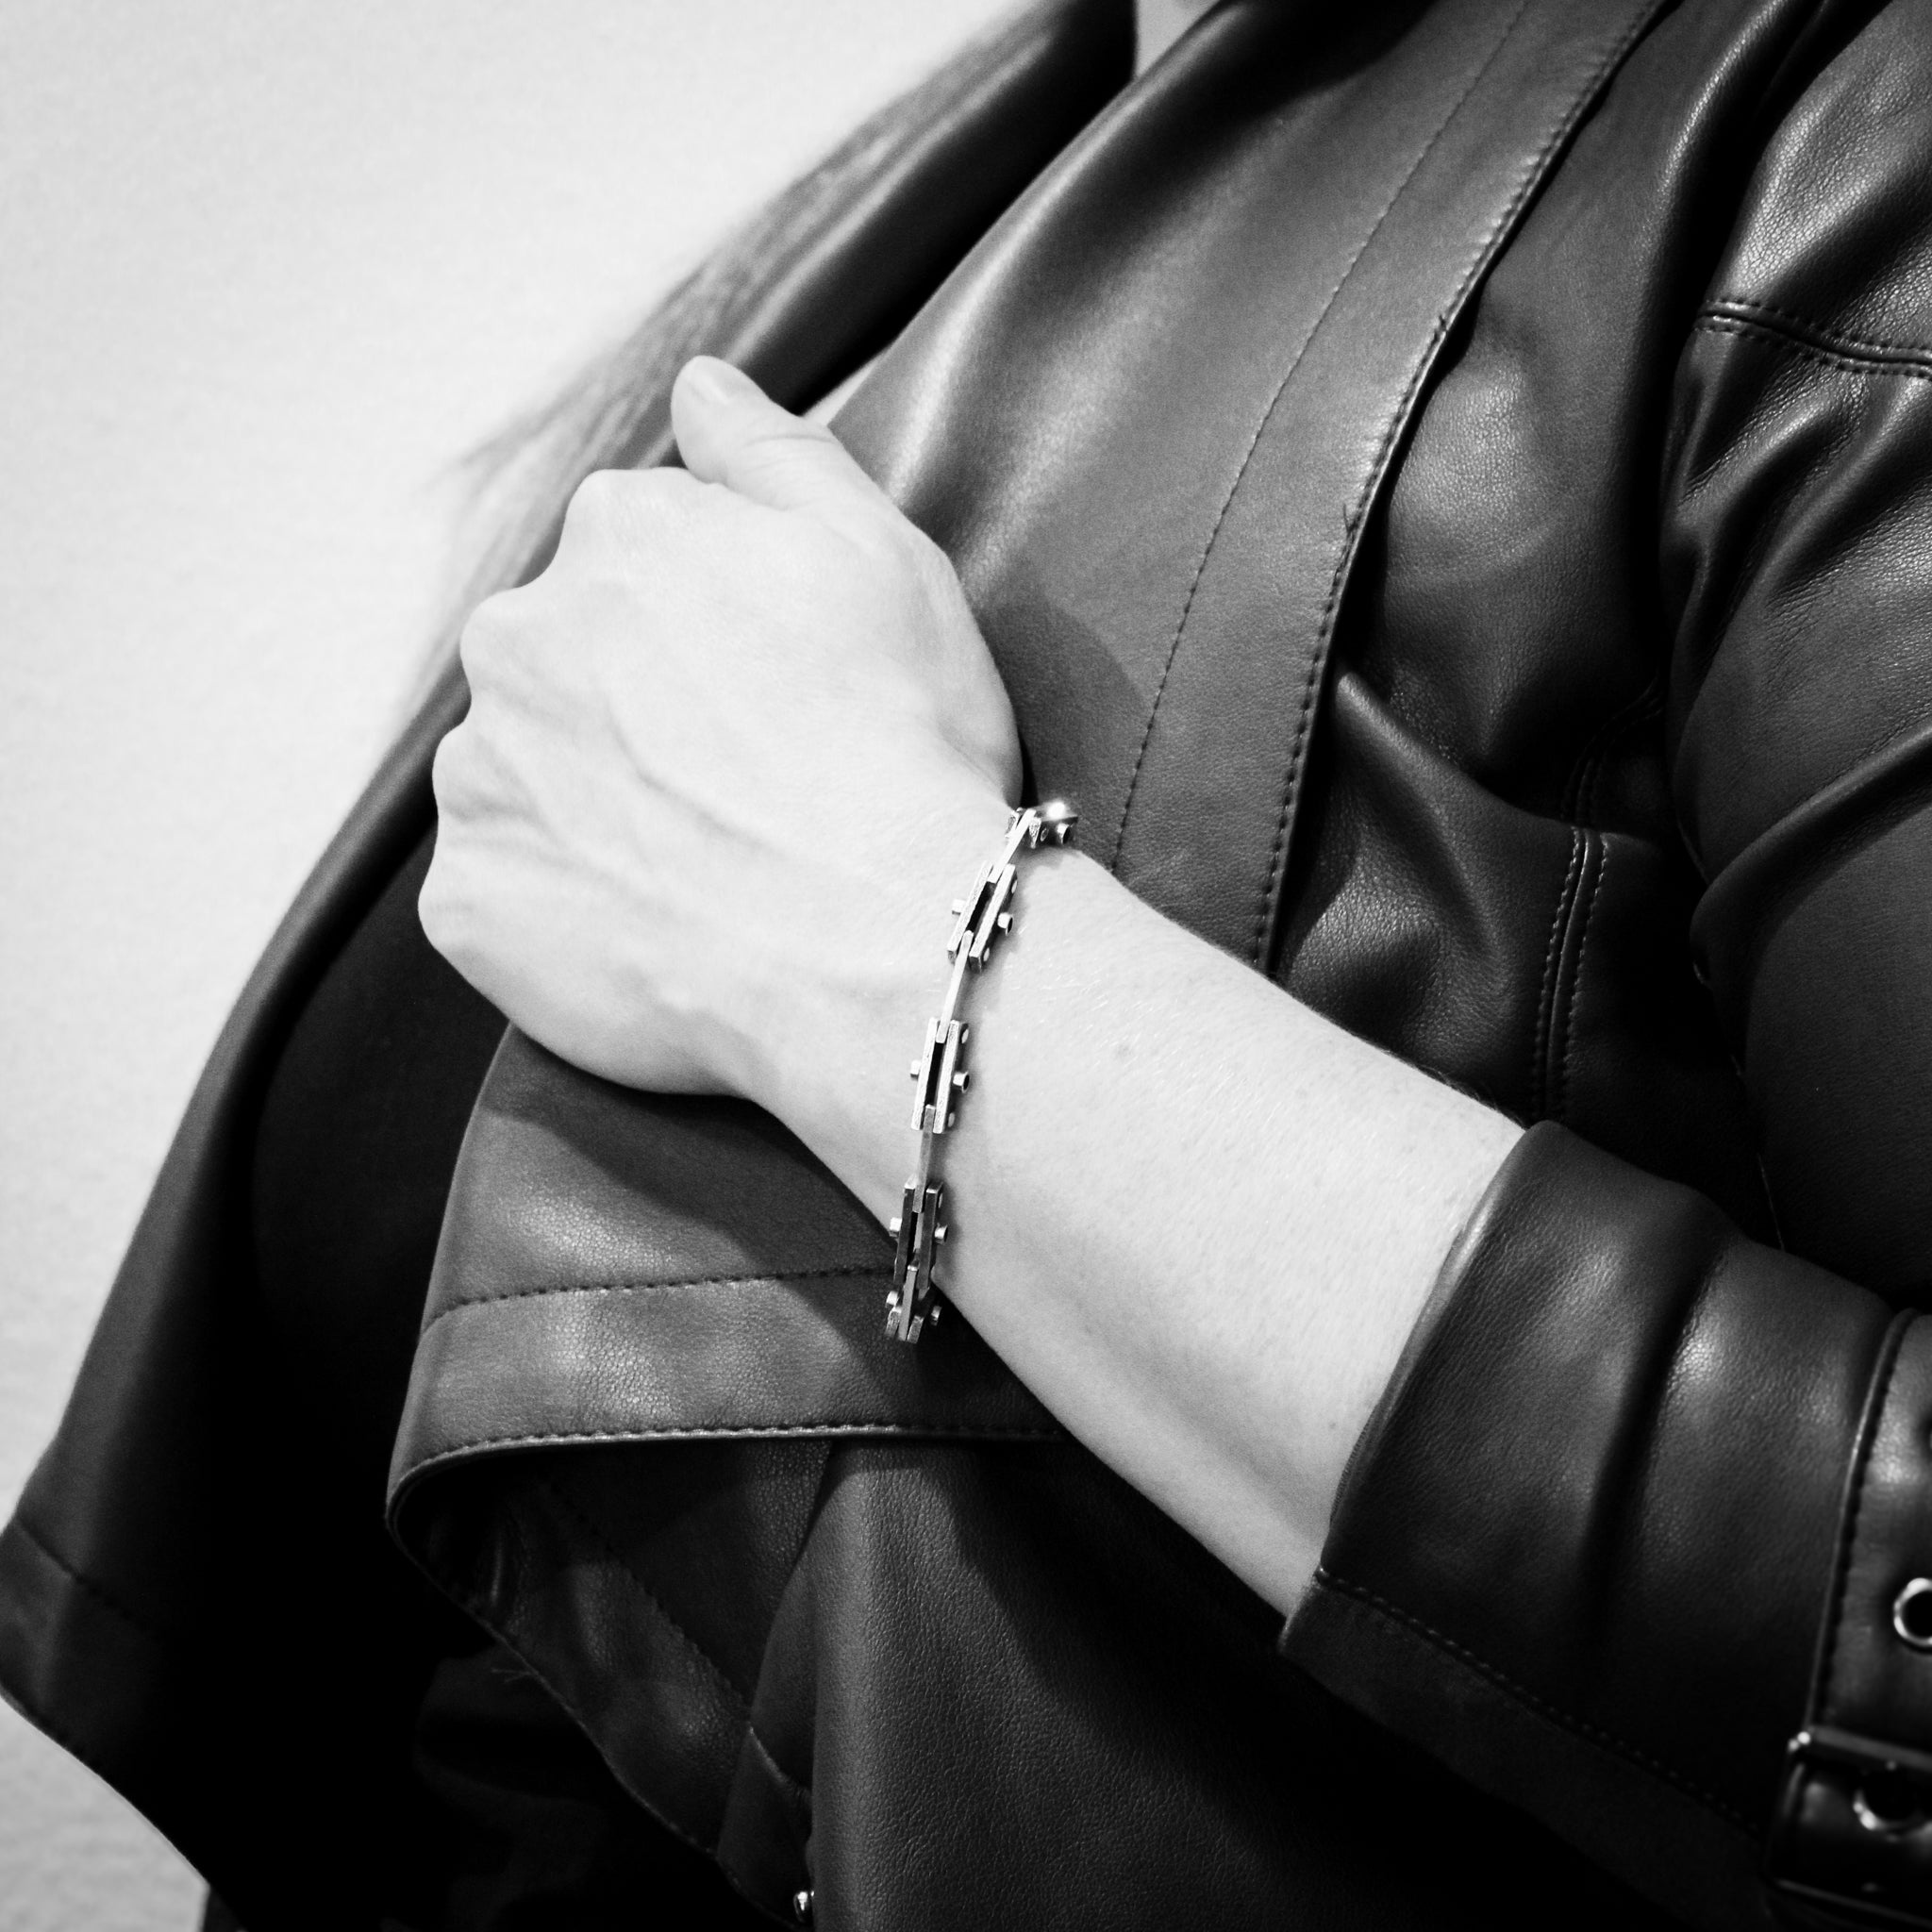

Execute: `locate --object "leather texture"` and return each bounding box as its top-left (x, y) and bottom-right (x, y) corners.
top-left (0, 7), bottom-right (1134, 1929)
top-left (11, 0), bottom-right (1932, 1927)
top-left (386, 4), bottom-right (1692, 1925)
top-left (394, 1027), bottom-right (1061, 1482)
top-left (1291, 1124), bottom-right (1896, 1929)
top-left (1284, 8), bottom-right (1932, 1927)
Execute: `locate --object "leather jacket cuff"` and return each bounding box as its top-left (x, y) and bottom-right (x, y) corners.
top-left (1282, 1123), bottom-right (1899, 1931)
top-left (1766, 1309), bottom-right (1932, 1926)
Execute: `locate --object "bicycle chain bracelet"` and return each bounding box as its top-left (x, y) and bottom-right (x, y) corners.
top-left (885, 798), bottom-right (1077, 1343)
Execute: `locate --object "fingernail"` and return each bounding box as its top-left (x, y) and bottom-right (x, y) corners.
top-left (682, 357), bottom-right (761, 407)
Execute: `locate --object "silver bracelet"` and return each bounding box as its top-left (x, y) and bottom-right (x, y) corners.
top-left (886, 799), bottom-right (1077, 1343)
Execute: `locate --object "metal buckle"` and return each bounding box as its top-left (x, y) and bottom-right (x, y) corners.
top-left (1768, 1727), bottom-right (1932, 1928)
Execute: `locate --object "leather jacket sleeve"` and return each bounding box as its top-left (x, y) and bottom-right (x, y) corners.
top-left (1283, 13), bottom-right (1932, 1930)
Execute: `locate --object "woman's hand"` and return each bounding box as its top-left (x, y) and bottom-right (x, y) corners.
top-left (421, 360), bottom-right (1521, 1622)
top-left (420, 357), bottom-right (1020, 1103)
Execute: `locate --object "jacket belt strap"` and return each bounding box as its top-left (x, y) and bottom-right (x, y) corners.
top-left (1769, 1316), bottom-right (1932, 1926)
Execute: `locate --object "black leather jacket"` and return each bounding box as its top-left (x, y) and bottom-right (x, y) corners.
top-left (7, 2), bottom-right (1932, 1928)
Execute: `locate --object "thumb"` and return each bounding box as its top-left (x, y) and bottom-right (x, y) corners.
top-left (673, 356), bottom-right (891, 528)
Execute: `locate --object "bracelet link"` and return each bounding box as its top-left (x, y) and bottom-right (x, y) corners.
top-left (947, 861), bottom-right (1017, 969)
top-left (886, 1178), bottom-right (946, 1344)
top-left (909, 1017), bottom-right (970, 1135)
top-left (885, 800), bottom-right (1076, 1344)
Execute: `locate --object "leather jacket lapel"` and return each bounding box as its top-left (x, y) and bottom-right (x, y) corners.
top-left (841, 0), bottom-right (1672, 968)
top-left (391, 0), bottom-right (1673, 1513)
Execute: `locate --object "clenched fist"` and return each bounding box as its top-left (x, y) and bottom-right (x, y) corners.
top-left (420, 357), bottom-right (1020, 1104)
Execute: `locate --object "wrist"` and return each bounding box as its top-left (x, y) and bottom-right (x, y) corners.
top-left (728, 777), bottom-right (1015, 1199)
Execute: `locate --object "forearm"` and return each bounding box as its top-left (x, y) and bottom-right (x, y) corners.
top-left (425, 357), bottom-right (1519, 1613)
top-left (753, 799), bottom-right (1523, 1611)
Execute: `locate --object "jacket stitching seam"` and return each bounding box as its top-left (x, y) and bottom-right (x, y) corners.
top-left (1530, 827), bottom-right (1584, 1118)
top-left (1694, 312), bottom-right (1932, 388)
top-left (399, 1421), bottom-right (1064, 1486)
top-left (1312, 1566), bottom-right (1756, 1832)
top-left (1557, 834), bottom-right (1607, 1122)
top-left (419, 1264), bottom-right (884, 1341)
top-left (1712, 1033), bottom-right (1785, 1247)
top-left (1815, 1311), bottom-right (1915, 1721)
top-left (537, 1472), bottom-right (756, 1711)
top-left (431, 1607), bottom-right (724, 1864)
top-left (1251, 0), bottom-right (1657, 969)
top-left (7, 1512), bottom-right (177, 1652)
top-left (1586, 689), bottom-right (1664, 820)
top-left (1246, 0), bottom-right (1537, 960)
top-left (1257, 561), bottom-right (1346, 966)
top-left (1702, 297), bottom-right (1932, 374)
top-left (1562, 747), bottom-right (1602, 829)
top-left (1560, 676), bottom-right (1664, 824)
top-left (1108, 0), bottom-right (1534, 882)
top-left (503, 1489), bottom-right (538, 1607)
top-left (745, 1721), bottom-right (815, 1817)
top-left (1753, 1143), bottom-right (1789, 1252)
top-left (797, 1436), bottom-right (840, 1567)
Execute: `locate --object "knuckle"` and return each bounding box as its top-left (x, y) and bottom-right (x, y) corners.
top-left (895, 517), bottom-right (949, 577)
top-left (457, 591), bottom-right (520, 682)
top-left (416, 862), bottom-right (465, 959)
top-left (908, 529), bottom-right (967, 606)
top-left (861, 514), bottom-right (946, 601)
top-left (769, 418), bottom-right (840, 458)
top-left (558, 468), bottom-right (627, 553)
top-left (430, 723), bottom-right (463, 790)
top-left (429, 730), bottom-right (475, 822)
top-left (419, 842), bottom-right (502, 982)
top-left (431, 717), bottom-right (508, 817)
top-left (633, 464), bottom-right (694, 508)
top-left (566, 466), bottom-right (626, 525)
top-left (560, 464), bottom-right (693, 554)
top-left (742, 421), bottom-right (839, 487)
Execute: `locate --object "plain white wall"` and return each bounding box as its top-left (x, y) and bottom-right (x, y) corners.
top-left (0, 2), bottom-right (1009, 1924)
